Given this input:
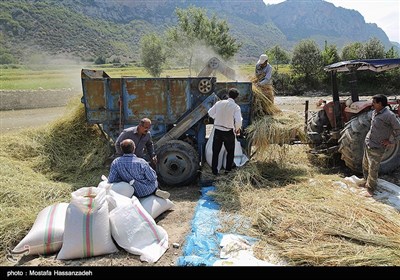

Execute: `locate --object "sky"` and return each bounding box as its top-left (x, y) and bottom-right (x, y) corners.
top-left (263, 0), bottom-right (400, 43)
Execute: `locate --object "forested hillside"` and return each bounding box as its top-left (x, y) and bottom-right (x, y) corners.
top-left (0, 0), bottom-right (396, 64)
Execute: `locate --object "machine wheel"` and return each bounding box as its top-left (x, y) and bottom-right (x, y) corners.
top-left (156, 140), bottom-right (199, 186)
top-left (198, 79), bottom-right (213, 94)
top-left (306, 110), bottom-right (329, 146)
top-left (208, 57), bottom-right (220, 69)
top-left (338, 111), bottom-right (400, 174)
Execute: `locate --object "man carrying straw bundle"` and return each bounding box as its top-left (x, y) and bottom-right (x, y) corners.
top-left (255, 54), bottom-right (273, 87)
top-left (252, 53), bottom-right (280, 116)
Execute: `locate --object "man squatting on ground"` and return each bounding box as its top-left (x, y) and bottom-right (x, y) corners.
top-left (108, 139), bottom-right (170, 199)
top-left (362, 94), bottom-right (400, 196)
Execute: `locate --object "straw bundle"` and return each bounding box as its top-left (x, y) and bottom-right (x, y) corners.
top-left (251, 77), bottom-right (281, 117)
top-left (246, 111), bottom-right (307, 159)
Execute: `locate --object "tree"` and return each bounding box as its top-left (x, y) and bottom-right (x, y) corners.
top-left (364, 37), bottom-right (385, 59)
top-left (0, 53), bottom-right (15, 64)
top-left (291, 39), bottom-right (323, 86)
top-left (94, 56), bottom-right (106, 65)
top-left (140, 33), bottom-right (166, 77)
top-left (341, 42), bottom-right (365, 60)
top-left (386, 46), bottom-right (399, 58)
top-left (267, 45), bottom-right (290, 71)
top-left (321, 41), bottom-right (340, 66)
top-left (165, 6), bottom-right (241, 74)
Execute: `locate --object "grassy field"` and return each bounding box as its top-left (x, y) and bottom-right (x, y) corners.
top-left (0, 64), bottom-right (291, 90)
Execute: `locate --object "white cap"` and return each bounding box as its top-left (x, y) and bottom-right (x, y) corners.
top-left (257, 54), bottom-right (268, 64)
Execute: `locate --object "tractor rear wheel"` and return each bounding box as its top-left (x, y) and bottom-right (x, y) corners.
top-left (306, 109), bottom-right (329, 146)
top-left (339, 111), bottom-right (400, 174)
top-left (156, 140), bottom-right (199, 187)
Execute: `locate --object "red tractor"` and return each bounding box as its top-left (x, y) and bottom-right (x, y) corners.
top-left (307, 58), bottom-right (400, 174)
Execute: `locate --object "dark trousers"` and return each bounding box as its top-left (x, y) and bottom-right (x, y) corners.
top-left (212, 129), bottom-right (235, 175)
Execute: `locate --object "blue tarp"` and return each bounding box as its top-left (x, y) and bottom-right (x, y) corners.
top-left (176, 186), bottom-right (221, 266)
top-left (177, 186), bottom-right (258, 266)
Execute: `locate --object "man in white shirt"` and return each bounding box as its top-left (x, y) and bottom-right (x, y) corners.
top-left (208, 88), bottom-right (243, 175)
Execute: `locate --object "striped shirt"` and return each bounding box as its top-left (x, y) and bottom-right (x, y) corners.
top-left (108, 154), bottom-right (158, 197)
top-left (365, 107), bottom-right (400, 149)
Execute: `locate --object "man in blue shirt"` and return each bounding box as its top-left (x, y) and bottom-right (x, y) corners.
top-left (108, 139), bottom-right (170, 199)
top-left (362, 94), bottom-right (400, 197)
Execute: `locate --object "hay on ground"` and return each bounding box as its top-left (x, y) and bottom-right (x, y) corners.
top-left (212, 148), bottom-right (400, 266)
top-left (0, 98), bottom-right (110, 261)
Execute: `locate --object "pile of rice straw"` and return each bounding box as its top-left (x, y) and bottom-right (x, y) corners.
top-left (244, 77), bottom-right (306, 157)
top-left (0, 98), bottom-right (110, 260)
top-left (212, 146), bottom-right (400, 266)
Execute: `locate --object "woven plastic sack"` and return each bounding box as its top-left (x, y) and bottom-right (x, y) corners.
top-left (57, 187), bottom-right (118, 260)
top-left (109, 196), bottom-right (168, 263)
top-left (12, 203), bottom-right (68, 256)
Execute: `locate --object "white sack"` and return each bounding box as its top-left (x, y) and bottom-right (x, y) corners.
top-left (139, 195), bottom-right (175, 219)
top-left (98, 175), bottom-right (134, 198)
top-left (109, 196), bottom-right (168, 263)
top-left (205, 126), bottom-right (249, 173)
top-left (57, 187), bottom-right (118, 260)
top-left (106, 189), bottom-right (134, 212)
top-left (12, 203), bottom-right (69, 256)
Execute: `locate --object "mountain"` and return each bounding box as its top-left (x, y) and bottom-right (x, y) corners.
top-left (0, 0), bottom-right (396, 64)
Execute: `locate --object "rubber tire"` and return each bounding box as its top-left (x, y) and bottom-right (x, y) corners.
top-left (338, 111), bottom-right (400, 174)
top-left (156, 140), bottom-right (199, 187)
top-left (306, 110), bottom-right (329, 146)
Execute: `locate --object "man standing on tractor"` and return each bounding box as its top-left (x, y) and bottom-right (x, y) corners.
top-left (253, 53), bottom-right (280, 115)
top-left (255, 54), bottom-right (273, 86)
top-left (362, 94), bottom-right (400, 197)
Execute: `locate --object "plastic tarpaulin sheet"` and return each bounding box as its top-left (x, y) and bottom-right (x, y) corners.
top-left (177, 186), bottom-right (267, 266)
top-left (177, 186), bottom-right (220, 266)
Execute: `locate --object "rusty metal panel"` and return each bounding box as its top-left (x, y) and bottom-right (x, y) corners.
top-left (109, 78), bottom-right (122, 111)
top-left (82, 77), bottom-right (122, 126)
top-left (123, 78), bottom-right (168, 122)
top-left (84, 79), bottom-right (106, 109)
top-left (122, 78), bottom-right (193, 124)
top-left (168, 78), bottom-right (190, 119)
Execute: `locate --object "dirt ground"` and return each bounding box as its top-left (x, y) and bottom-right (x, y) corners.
top-left (1, 91), bottom-right (399, 268)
